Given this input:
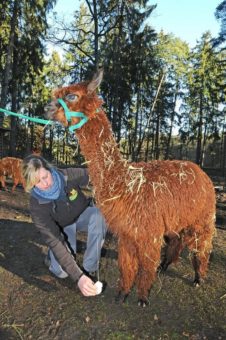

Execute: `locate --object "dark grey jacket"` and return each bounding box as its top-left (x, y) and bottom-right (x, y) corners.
top-left (30, 167), bottom-right (90, 282)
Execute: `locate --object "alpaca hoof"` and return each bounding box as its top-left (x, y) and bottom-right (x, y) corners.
top-left (115, 291), bottom-right (128, 304)
top-left (209, 252), bottom-right (214, 262)
top-left (193, 279), bottom-right (201, 287)
top-left (157, 265), bottom-right (162, 273)
top-left (2, 187), bottom-right (9, 192)
top-left (138, 299), bottom-right (149, 307)
top-left (157, 265), bottom-right (165, 273)
top-left (157, 261), bottom-right (169, 273)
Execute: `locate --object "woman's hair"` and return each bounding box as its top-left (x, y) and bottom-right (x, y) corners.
top-left (22, 155), bottom-right (52, 192)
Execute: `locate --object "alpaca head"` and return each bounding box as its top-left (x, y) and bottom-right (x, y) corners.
top-left (45, 69), bottom-right (104, 130)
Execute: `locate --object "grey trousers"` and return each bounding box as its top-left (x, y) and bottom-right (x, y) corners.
top-left (48, 206), bottom-right (107, 277)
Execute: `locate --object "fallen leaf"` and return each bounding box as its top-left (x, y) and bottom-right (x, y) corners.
top-left (85, 316), bottom-right (90, 323)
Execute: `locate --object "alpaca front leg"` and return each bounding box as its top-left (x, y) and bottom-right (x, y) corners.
top-left (136, 246), bottom-right (161, 307)
top-left (115, 238), bottom-right (138, 304)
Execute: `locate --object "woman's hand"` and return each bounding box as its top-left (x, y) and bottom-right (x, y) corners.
top-left (77, 274), bottom-right (97, 296)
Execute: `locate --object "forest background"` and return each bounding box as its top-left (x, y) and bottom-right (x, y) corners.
top-left (0, 0), bottom-right (225, 171)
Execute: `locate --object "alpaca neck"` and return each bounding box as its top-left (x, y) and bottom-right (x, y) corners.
top-left (76, 110), bottom-right (127, 198)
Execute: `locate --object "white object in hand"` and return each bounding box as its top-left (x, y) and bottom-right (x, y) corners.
top-left (94, 281), bottom-right (103, 295)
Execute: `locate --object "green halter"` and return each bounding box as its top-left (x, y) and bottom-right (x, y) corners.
top-left (57, 98), bottom-right (88, 132)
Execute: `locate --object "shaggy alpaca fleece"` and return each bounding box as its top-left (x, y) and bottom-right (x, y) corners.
top-left (0, 157), bottom-right (25, 192)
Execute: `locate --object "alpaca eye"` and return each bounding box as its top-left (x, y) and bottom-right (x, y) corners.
top-left (65, 94), bottom-right (78, 102)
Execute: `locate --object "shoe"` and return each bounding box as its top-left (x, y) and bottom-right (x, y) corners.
top-left (44, 253), bottom-right (68, 279)
top-left (49, 266), bottom-right (69, 279)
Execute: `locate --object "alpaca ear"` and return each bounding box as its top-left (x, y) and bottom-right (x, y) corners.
top-left (87, 68), bottom-right (103, 94)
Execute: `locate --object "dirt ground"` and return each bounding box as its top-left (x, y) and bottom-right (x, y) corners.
top-left (0, 182), bottom-right (226, 340)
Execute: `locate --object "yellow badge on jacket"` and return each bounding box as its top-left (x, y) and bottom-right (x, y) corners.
top-left (69, 188), bottom-right (78, 201)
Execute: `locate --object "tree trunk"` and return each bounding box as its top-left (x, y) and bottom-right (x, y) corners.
top-left (0, 0), bottom-right (19, 127)
top-left (10, 86), bottom-right (18, 156)
top-left (196, 90), bottom-right (203, 165)
top-left (9, 26), bottom-right (19, 156)
top-left (154, 105), bottom-right (160, 160)
top-left (164, 84), bottom-right (179, 160)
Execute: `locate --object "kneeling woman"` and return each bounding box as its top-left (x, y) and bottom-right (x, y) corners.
top-left (22, 155), bottom-right (107, 296)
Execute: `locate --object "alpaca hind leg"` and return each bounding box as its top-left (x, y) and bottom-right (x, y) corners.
top-left (116, 238), bottom-right (138, 304)
top-left (185, 223), bottom-right (215, 286)
top-left (12, 179), bottom-right (18, 192)
top-left (136, 245), bottom-right (161, 307)
top-left (159, 233), bottom-right (184, 272)
top-left (0, 176), bottom-right (7, 191)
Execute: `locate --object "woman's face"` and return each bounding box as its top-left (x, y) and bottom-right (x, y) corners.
top-left (35, 167), bottom-right (53, 190)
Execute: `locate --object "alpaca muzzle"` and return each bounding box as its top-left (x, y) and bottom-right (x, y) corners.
top-left (44, 101), bottom-right (59, 119)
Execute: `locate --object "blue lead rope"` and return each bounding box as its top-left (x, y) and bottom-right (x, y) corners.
top-left (0, 99), bottom-right (88, 132)
top-left (0, 107), bottom-right (53, 126)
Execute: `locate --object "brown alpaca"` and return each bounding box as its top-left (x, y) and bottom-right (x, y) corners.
top-left (0, 157), bottom-right (25, 192)
top-left (45, 69), bottom-right (216, 306)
